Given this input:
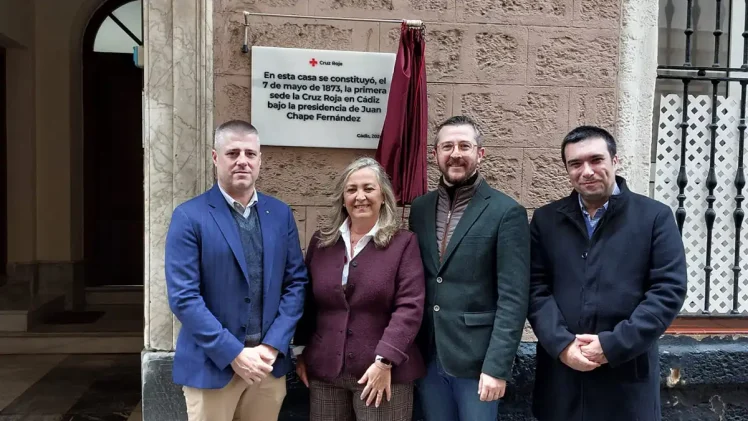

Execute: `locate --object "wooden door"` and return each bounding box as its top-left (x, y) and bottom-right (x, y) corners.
top-left (0, 47), bottom-right (7, 277)
top-left (82, 51), bottom-right (143, 286)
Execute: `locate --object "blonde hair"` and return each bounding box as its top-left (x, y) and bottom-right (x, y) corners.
top-left (317, 157), bottom-right (400, 248)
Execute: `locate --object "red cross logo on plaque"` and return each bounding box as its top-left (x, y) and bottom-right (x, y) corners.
top-left (309, 58), bottom-right (318, 67)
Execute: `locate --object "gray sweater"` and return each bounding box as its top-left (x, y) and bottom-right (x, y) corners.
top-left (231, 205), bottom-right (264, 346)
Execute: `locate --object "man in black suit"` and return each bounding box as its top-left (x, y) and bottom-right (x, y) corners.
top-left (527, 126), bottom-right (687, 421)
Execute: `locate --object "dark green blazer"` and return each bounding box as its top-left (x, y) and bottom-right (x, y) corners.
top-left (409, 180), bottom-right (530, 380)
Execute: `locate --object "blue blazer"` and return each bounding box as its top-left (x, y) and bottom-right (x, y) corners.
top-left (165, 184), bottom-right (308, 389)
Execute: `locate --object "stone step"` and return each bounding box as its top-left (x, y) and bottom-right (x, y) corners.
top-left (0, 294), bottom-right (66, 332)
top-left (85, 285), bottom-right (143, 306)
top-left (0, 331), bottom-right (143, 354)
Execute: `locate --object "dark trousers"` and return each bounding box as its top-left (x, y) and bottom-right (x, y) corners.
top-left (310, 373), bottom-right (414, 421)
top-left (416, 357), bottom-right (500, 421)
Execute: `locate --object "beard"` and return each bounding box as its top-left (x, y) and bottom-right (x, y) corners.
top-left (440, 157), bottom-right (478, 185)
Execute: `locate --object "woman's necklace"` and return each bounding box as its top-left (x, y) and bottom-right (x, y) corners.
top-left (349, 234), bottom-right (362, 258)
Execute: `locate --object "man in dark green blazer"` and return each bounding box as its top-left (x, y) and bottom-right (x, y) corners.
top-left (408, 115), bottom-right (530, 421)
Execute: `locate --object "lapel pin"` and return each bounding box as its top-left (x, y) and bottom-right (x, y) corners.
top-left (266, 210), bottom-right (270, 214)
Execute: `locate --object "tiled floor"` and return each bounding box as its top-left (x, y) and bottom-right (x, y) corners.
top-left (0, 354), bottom-right (142, 421)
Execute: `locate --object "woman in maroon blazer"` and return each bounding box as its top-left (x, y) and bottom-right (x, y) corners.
top-left (294, 157), bottom-right (426, 421)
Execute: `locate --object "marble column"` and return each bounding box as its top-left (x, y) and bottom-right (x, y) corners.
top-left (141, 0), bottom-right (213, 419)
top-left (615, 0), bottom-right (659, 195)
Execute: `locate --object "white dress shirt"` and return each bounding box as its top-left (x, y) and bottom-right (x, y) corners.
top-left (218, 183), bottom-right (258, 218)
top-left (339, 218), bottom-right (379, 285)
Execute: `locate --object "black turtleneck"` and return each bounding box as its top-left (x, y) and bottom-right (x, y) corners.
top-left (443, 171), bottom-right (480, 202)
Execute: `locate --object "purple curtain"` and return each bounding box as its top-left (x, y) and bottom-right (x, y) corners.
top-left (375, 22), bottom-right (428, 205)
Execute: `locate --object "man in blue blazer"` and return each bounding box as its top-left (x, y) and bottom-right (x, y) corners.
top-left (165, 120), bottom-right (308, 421)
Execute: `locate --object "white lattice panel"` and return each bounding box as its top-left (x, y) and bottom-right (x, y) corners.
top-left (655, 94), bottom-right (748, 315)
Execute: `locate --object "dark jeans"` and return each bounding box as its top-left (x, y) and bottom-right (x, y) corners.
top-left (415, 357), bottom-right (500, 421)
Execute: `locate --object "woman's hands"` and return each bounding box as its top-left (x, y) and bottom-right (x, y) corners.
top-left (357, 360), bottom-right (392, 408)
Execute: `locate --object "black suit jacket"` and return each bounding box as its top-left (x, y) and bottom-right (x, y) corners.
top-left (526, 176), bottom-right (687, 421)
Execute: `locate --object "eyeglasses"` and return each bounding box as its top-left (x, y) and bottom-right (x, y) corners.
top-left (436, 142), bottom-right (477, 154)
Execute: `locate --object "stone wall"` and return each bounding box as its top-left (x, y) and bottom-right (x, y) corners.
top-left (213, 0), bottom-right (622, 244)
top-left (142, 336), bottom-right (748, 420)
top-left (142, 1), bottom-right (673, 419)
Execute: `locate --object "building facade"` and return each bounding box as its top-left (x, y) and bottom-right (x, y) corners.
top-left (1, 0), bottom-right (747, 420)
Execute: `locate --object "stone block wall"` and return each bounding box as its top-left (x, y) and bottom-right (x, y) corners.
top-left (142, 1), bottom-right (673, 419)
top-left (212, 0), bottom-right (622, 246)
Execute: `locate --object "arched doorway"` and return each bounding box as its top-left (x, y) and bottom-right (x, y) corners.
top-left (82, 0), bottom-right (143, 287)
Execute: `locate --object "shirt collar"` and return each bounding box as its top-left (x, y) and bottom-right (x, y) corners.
top-left (339, 217), bottom-right (379, 237)
top-left (218, 183), bottom-right (258, 212)
top-left (578, 182), bottom-right (620, 215)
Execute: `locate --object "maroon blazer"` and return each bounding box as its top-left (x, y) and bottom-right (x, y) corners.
top-left (295, 229), bottom-right (426, 384)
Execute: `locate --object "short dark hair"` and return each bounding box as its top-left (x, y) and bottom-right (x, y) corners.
top-left (434, 115), bottom-right (483, 147)
top-left (560, 125), bottom-right (617, 165)
top-left (214, 120), bottom-right (259, 149)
